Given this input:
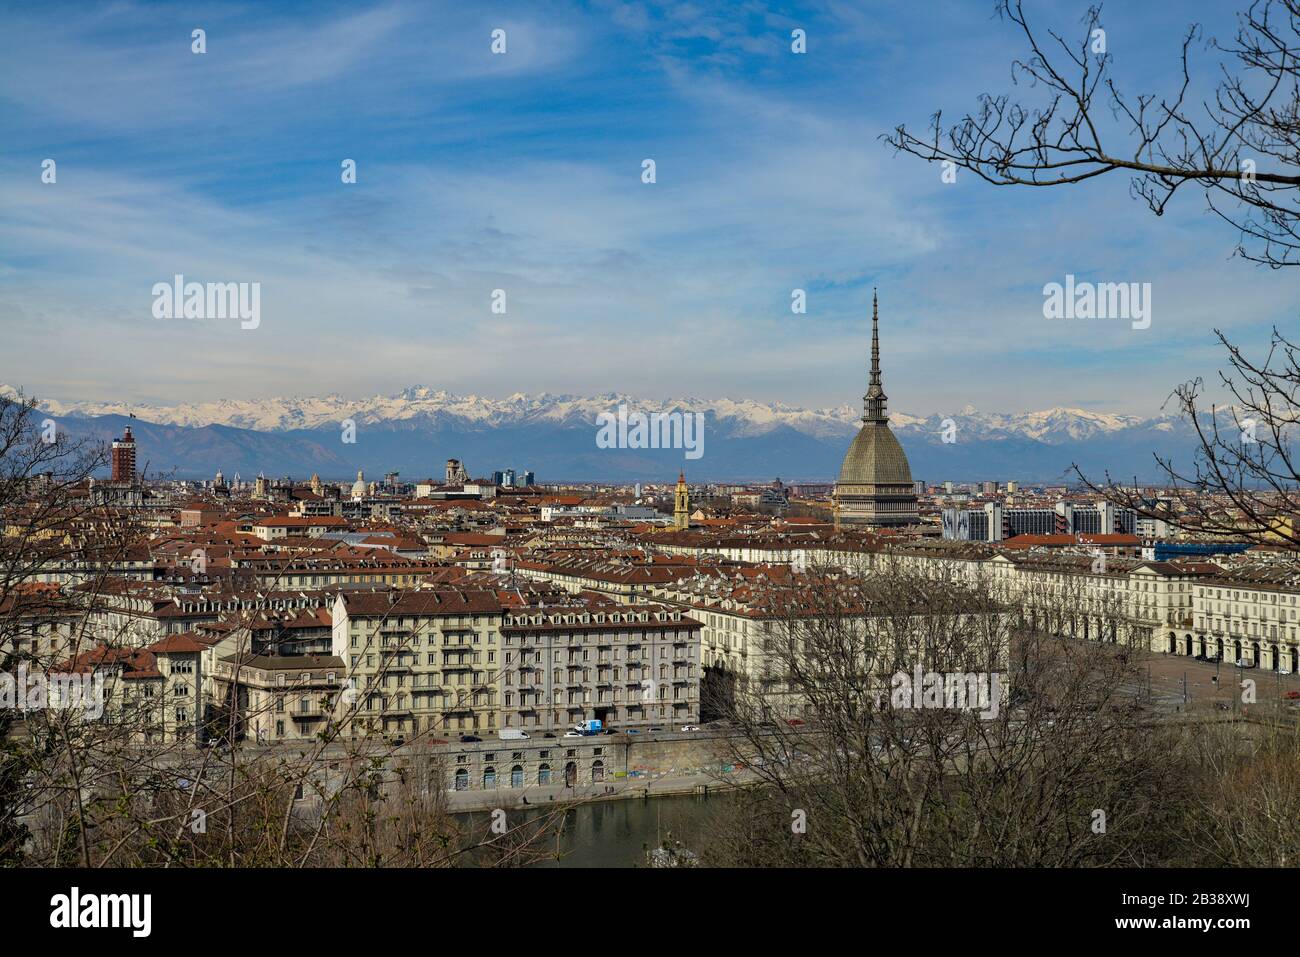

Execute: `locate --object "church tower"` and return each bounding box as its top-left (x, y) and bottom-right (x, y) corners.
top-left (833, 291), bottom-right (918, 527)
top-left (673, 472), bottom-right (690, 530)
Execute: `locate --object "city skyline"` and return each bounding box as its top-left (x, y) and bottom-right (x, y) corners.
top-left (4, 0), bottom-right (1299, 416)
top-left (2, 0), bottom-right (1299, 911)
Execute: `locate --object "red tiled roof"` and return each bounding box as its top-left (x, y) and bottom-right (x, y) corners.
top-left (147, 633), bottom-right (208, 654)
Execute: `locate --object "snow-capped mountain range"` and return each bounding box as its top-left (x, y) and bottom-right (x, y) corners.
top-left (11, 385), bottom-right (1166, 442)
top-left (2, 384), bottom-right (1193, 483)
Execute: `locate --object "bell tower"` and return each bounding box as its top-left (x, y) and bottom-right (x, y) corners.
top-left (673, 472), bottom-right (690, 530)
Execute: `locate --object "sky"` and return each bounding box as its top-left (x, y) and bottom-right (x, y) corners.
top-left (1, 0), bottom-right (1297, 418)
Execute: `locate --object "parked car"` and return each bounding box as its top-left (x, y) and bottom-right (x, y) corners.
top-left (648, 726), bottom-right (664, 732)
top-left (1282, 690), bottom-right (1300, 700)
top-left (563, 731), bottom-right (583, 738)
top-left (785, 718), bottom-right (806, 727)
top-left (542, 732), bottom-right (557, 738)
top-left (460, 735), bottom-right (483, 743)
top-left (679, 725), bottom-right (701, 732)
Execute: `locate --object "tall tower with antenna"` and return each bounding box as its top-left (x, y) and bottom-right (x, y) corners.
top-left (111, 426), bottom-right (137, 483)
top-left (832, 290), bottom-right (918, 527)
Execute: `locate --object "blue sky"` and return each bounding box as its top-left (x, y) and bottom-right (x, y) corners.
top-left (1, 0), bottom-right (1297, 416)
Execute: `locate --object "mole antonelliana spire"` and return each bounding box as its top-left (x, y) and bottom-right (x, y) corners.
top-left (834, 290), bottom-right (918, 527)
top-left (864, 289), bottom-right (888, 423)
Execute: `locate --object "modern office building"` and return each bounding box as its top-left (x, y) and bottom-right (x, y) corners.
top-left (944, 501), bottom-right (1137, 541)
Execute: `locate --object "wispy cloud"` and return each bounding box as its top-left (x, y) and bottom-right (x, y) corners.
top-left (0, 0), bottom-right (1296, 417)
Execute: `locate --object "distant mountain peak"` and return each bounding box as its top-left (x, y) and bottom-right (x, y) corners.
top-left (19, 385), bottom-right (1177, 445)
top-left (20, 385), bottom-right (1204, 483)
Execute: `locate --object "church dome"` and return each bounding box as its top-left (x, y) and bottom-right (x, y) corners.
top-left (833, 290), bottom-right (919, 527)
top-left (837, 423), bottom-right (913, 487)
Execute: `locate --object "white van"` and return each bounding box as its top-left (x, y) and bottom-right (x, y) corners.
top-left (497, 728), bottom-right (530, 740)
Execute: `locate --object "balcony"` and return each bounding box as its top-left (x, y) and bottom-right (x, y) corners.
top-left (380, 651), bottom-right (414, 670)
top-left (378, 631), bottom-right (415, 651)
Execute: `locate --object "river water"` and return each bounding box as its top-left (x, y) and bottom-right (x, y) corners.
top-left (457, 792), bottom-right (732, 867)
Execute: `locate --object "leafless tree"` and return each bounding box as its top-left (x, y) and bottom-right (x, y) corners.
top-left (698, 561), bottom-right (1193, 866)
top-left (0, 392), bottom-right (572, 868)
top-left (1076, 328), bottom-right (1300, 549)
top-left (1179, 718), bottom-right (1300, 866)
top-left (888, 0), bottom-right (1300, 267)
top-left (885, 2), bottom-right (1300, 546)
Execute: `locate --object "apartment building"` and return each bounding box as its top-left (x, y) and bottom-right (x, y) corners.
top-left (231, 554), bottom-right (456, 589)
top-left (1189, 564), bottom-right (1300, 670)
top-left (651, 570), bottom-right (1012, 721)
top-left (514, 555), bottom-right (689, 603)
top-left (0, 584), bottom-right (81, 663)
top-left (828, 543), bottom-right (1298, 670)
top-left (209, 652), bottom-right (345, 744)
top-left (56, 633), bottom-right (205, 745)
top-left (331, 589), bottom-right (505, 739)
top-left (644, 532), bottom-right (1300, 672)
top-left (499, 599), bottom-right (701, 732)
